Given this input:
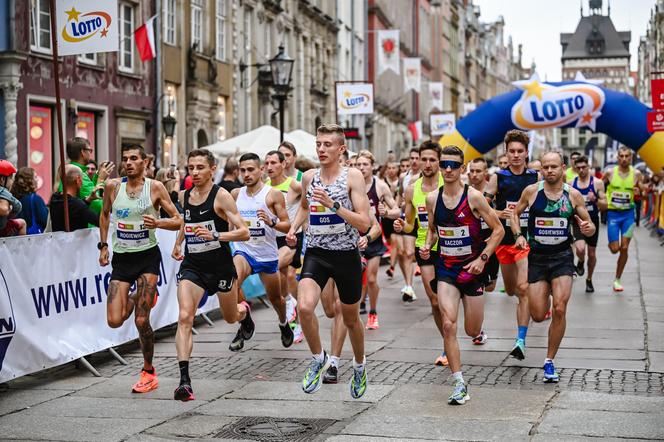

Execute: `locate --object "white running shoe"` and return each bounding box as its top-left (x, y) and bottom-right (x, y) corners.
top-left (293, 324), bottom-right (304, 343)
top-left (286, 295), bottom-right (297, 323)
top-left (401, 285), bottom-right (417, 302)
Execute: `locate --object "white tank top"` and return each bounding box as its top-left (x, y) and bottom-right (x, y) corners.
top-left (233, 185), bottom-right (278, 262)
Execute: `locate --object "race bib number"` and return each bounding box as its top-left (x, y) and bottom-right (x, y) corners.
top-left (184, 221), bottom-right (221, 253)
top-left (583, 194), bottom-right (595, 212)
top-left (116, 222), bottom-right (150, 248)
top-left (505, 201), bottom-right (528, 227)
top-left (309, 203), bottom-right (345, 235)
top-left (438, 226), bottom-right (472, 257)
top-left (611, 191), bottom-right (631, 210)
top-left (534, 217), bottom-right (569, 245)
top-left (417, 205), bottom-right (428, 228)
top-left (244, 213), bottom-right (267, 244)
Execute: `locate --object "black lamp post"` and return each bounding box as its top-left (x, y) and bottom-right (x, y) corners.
top-left (162, 114), bottom-right (176, 138)
top-left (269, 43), bottom-right (294, 142)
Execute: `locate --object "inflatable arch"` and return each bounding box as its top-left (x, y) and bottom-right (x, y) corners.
top-left (439, 73), bottom-right (664, 172)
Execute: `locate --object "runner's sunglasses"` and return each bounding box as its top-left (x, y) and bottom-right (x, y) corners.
top-left (439, 160), bottom-right (463, 170)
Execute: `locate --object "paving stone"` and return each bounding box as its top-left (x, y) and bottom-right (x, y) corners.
top-left (553, 391), bottom-right (664, 413)
top-left (538, 409), bottom-right (664, 440)
top-left (224, 380), bottom-right (395, 403)
top-left (197, 398), bottom-right (370, 420)
top-left (144, 414), bottom-right (239, 438)
top-left (0, 388), bottom-right (74, 416)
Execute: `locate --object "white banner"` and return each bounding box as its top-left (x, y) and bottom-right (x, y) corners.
top-left (430, 113), bottom-right (456, 136)
top-left (336, 82), bottom-right (375, 115)
top-left (377, 30), bottom-right (400, 76)
top-left (463, 102), bottom-right (476, 116)
top-left (429, 82), bottom-right (443, 111)
top-left (403, 58), bottom-right (421, 93)
top-left (56, 0), bottom-right (119, 56)
top-left (0, 228), bottom-right (223, 383)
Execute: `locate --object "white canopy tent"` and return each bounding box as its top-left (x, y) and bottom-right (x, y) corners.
top-left (203, 125), bottom-right (319, 160)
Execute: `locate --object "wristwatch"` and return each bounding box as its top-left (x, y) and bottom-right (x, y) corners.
top-left (480, 253), bottom-right (489, 262)
top-left (97, 242), bottom-right (108, 250)
top-left (270, 217), bottom-right (278, 227)
top-left (212, 231), bottom-right (220, 241)
top-left (330, 201), bottom-right (341, 213)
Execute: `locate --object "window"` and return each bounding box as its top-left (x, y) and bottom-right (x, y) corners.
top-left (191, 0), bottom-right (203, 52)
top-left (119, 2), bottom-right (135, 72)
top-left (216, 0), bottom-right (226, 60)
top-left (78, 53), bottom-right (97, 65)
top-left (164, 0), bottom-right (176, 45)
top-left (30, 0), bottom-right (51, 53)
top-left (217, 96), bottom-right (226, 141)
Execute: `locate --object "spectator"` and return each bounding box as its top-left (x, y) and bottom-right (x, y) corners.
top-left (145, 153), bottom-right (156, 178)
top-left (49, 165), bottom-right (99, 232)
top-left (63, 137), bottom-right (114, 214)
top-left (155, 167), bottom-right (183, 217)
top-left (10, 167), bottom-right (48, 234)
top-left (218, 157), bottom-right (241, 192)
top-left (0, 159), bottom-right (26, 237)
top-left (86, 160), bottom-right (97, 180)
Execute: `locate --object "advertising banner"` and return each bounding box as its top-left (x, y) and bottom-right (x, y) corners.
top-left (56, 0), bottom-right (119, 56)
top-left (403, 58), bottom-right (421, 93)
top-left (647, 110), bottom-right (664, 132)
top-left (651, 78), bottom-right (664, 109)
top-left (430, 113), bottom-right (456, 136)
top-left (429, 82), bottom-right (443, 111)
top-left (76, 111), bottom-right (96, 149)
top-left (376, 30), bottom-right (400, 76)
top-left (336, 82), bottom-right (375, 115)
top-left (28, 106), bottom-right (53, 202)
top-left (0, 229), bottom-right (222, 382)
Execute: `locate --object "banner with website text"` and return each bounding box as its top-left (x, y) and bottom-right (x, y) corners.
top-left (0, 228), bottom-right (221, 383)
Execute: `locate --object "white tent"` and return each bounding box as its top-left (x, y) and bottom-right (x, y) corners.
top-left (204, 125), bottom-right (320, 160)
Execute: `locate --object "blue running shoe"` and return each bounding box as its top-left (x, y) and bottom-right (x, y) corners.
top-left (302, 352), bottom-right (329, 394)
top-left (543, 361), bottom-right (560, 383)
top-left (509, 339), bottom-right (526, 360)
top-left (448, 381), bottom-right (470, 405)
top-left (350, 366), bottom-right (367, 399)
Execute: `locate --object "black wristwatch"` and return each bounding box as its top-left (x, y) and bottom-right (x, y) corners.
top-left (97, 242), bottom-right (108, 250)
top-left (480, 253), bottom-right (488, 262)
top-left (212, 231), bottom-right (220, 241)
top-left (331, 201), bottom-right (341, 213)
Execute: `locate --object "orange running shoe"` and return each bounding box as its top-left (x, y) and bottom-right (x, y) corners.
top-left (434, 353), bottom-right (449, 366)
top-left (414, 265), bottom-right (421, 277)
top-left (365, 313), bottom-right (380, 330)
top-left (132, 369), bottom-right (159, 393)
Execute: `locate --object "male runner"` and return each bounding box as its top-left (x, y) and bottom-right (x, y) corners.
top-left (468, 158), bottom-right (500, 293)
top-left (394, 141), bottom-right (448, 365)
top-left (571, 155), bottom-right (606, 292)
top-left (603, 146), bottom-right (643, 292)
top-left (485, 130), bottom-right (539, 360)
top-left (99, 144), bottom-right (182, 393)
top-left (265, 150), bottom-right (303, 326)
top-left (287, 123), bottom-right (371, 398)
top-left (497, 154), bottom-right (508, 170)
top-left (512, 151), bottom-right (595, 382)
top-left (421, 145), bottom-right (503, 405)
top-left (279, 141), bottom-right (304, 182)
top-left (356, 150), bottom-right (400, 329)
top-left (565, 151), bottom-right (581, 183)
top-left (396, 148), bottom-right (421, 301)
top-left (383, 161), bottom-right (402, 278)
top-left (171, 149), bottom-right (250, 401)
top-left (230, 153), bottom-right (293, 350)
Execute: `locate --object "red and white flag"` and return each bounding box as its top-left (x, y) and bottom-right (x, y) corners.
top-left (408, 121), bottom-right (423, 142)
top-left (135, 16), bottom-right (157, 61)
top-left (377, 30), bottom-right (400, 76)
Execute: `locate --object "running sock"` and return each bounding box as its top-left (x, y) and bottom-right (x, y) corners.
top-left (279, 320), bottom-right (288, 327)
top-left (178, 361), bottom-right (190, 384)
top-left (452, 371), bottom-right (464, 384)
top-left (517, 325), bottom-right (528, 343)
top-left (353, 356), bottom-right (366, 373)
top-left (314, 351), bottom-right (326, 363)
top-left (143, 367), bottom-right (155, 375)
top-left (329, 356), bottom-right (340, 369)
top-left (544, 358), bottom-right (553, 365)
top-left (369, 309), bottom-right (377, 315)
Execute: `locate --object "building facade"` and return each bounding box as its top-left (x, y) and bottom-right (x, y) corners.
top-left (637, 0), bottom-right (664, 108)
top-left (0, 0), bottom-right (156, 200)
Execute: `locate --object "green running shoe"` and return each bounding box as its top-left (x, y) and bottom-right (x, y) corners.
top-left (448, 381), bottom-right (470, 405)
top-left (302, 352), bottom-right (329, 394)
top-left (350, 366), bottom-right (367, 399)
top-left (510, 339), bottom-right (526, 360)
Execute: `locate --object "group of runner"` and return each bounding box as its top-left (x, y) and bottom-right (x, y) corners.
top-left (97, 125), bottom-right (643, 405)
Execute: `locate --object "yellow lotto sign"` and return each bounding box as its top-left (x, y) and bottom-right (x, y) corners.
top-left (56, 0), bottom-right (119, 56)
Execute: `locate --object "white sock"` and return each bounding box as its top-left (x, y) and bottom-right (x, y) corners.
top-left (353, 356), bottom-right (366, 372)
top-left (279, 320), bottom-right (288, 327)
top-left (329, 356), bottom-right (340, 368)
top-left (314, 351), bottom-right (325, 363)
top-left (452, 371), bottom-right (464, 384)
top-left (544, 358), bottom-right (553, 365)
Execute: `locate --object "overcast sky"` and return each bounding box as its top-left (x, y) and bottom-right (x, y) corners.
top-left (473, 0), bottom-right (656, 82)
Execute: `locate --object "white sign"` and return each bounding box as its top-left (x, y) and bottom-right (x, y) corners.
top-left (0, 229), bottom-right (224, 382)
top-left (377, 30), bottom-right (400, 76)
top-left (430, 113), bottom-right (456, 136)
top-left (336, 82), bottom-right (375, 115)
top-left (463, 102), bottom-right (476, 116)
top-left (56, 0), bottom-right (119, 56)
top-left (429, 82), bottom-right (443, 111)
top-left (403, 58), bottom-right (421, 93)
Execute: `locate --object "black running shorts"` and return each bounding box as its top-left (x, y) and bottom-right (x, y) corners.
top-left (572, 214), bottom-right (600, 248)
top-left (485, 253), bottom-right (500, 283)
top-left (415, 247), bottom-right (438, 267)
top-left (362, 237), bottom-right (387, 260)
top-left (528, 249), bottom-right (575, 284)
top-left (381, 217), bottom-right (395, 237)
top-left (300, 247), bottom-right (363, 305)
top-left (177, 264), bottom-right (236, 295)
top-left (111, 245), bottom-right (162, 284)
top-left (276, 232), bottom-right (304, 269)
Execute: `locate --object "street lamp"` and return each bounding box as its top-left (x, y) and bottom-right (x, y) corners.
top-left (269, 43), bottom-right (294, 142)
top-left (162, 114), bottom-right (176, 138)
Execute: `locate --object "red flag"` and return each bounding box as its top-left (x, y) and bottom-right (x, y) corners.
top-left (134, 16), bottom-right (156, 61)
top-left (408, 121), bottom-right (423, 142)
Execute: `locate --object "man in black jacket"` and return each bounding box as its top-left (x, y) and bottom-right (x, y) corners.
top-left (50, 165), bottom-right (99, 231)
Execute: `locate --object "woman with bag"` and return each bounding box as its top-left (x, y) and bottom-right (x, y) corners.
top-left (10, 167), bottom-right (48, 234)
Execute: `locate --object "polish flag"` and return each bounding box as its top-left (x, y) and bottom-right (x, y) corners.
top-left (135, 16), bottom-right (157, 61)
top-left (408, 121), bottom-right (423, 142)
